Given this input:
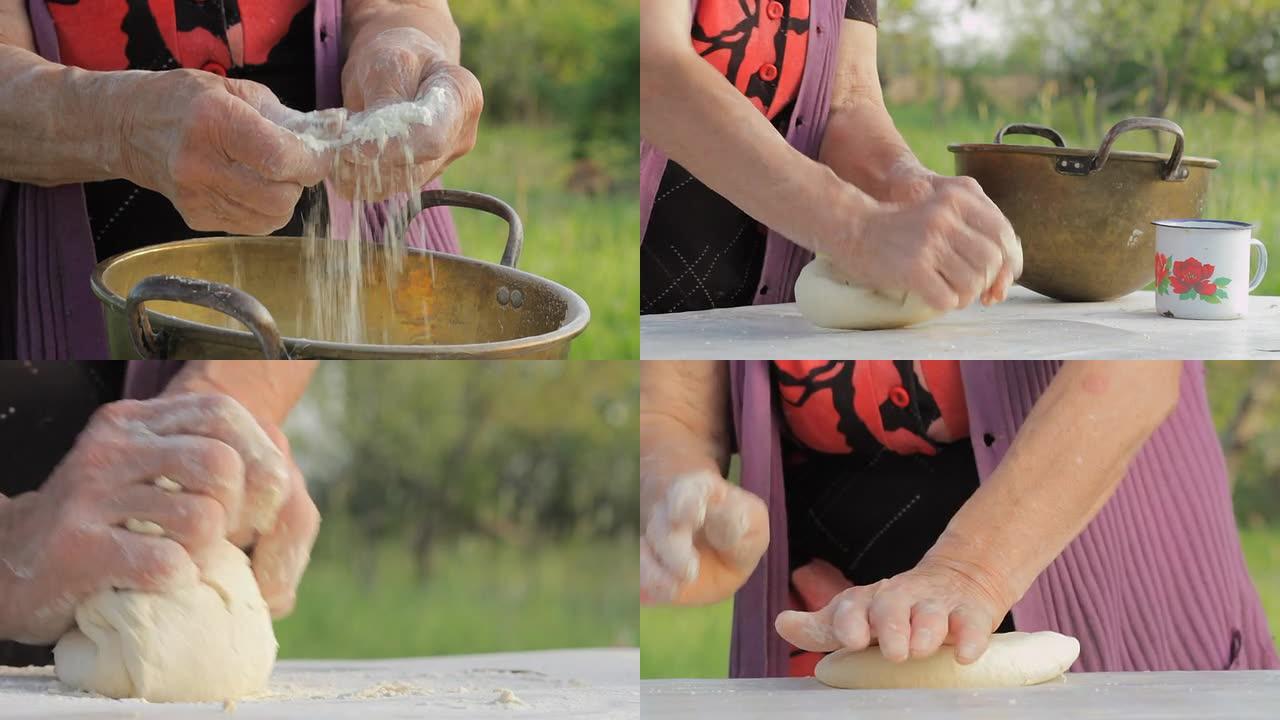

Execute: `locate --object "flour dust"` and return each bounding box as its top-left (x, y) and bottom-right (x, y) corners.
top-left (287, 92), bottom-right (446, 345)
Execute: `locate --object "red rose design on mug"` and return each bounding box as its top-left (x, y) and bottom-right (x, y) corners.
top-left (1155, 252), bottom-right (1170, 293)
top-left (1157, 255), bottom-right (1230, 303)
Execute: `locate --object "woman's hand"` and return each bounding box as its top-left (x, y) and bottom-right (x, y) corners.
top-left (0, 394), bottom-right (289, 644)
top-left (640, 361), bottom-right (768, 605)
top-left (642, 470), bottom-right (769, 605)
top-left (776, 553), bottom-right (1014, 665)
top-left (247, 424), bottom-right (320, 618)
top-left (822, 179), bottom-right (1023, 311)
top-left (159, 360), bottom-right (321, 618)
top-left (115, 70), bottom-right (330, 235)
top-left (336, 27), bottom-right (482, 200)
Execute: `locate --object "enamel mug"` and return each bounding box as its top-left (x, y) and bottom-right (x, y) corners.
top-left (1153, 219), bottom-right (1268, 320)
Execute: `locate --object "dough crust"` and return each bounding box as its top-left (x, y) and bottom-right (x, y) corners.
top-left (794, 255), bottom-right (941, 330)
top-left (814, 631), bottom-right (1080, 689)
top-left (54, 540), bottom-right (277, 702)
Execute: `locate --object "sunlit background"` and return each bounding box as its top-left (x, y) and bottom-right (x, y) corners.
top-left (276, 361), bottom-right (639, 658)
top-left (441, 2), bottom-right (639, 359)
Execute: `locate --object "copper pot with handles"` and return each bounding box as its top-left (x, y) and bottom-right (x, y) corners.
top-left (948, 117), bottom-right (1220, 301)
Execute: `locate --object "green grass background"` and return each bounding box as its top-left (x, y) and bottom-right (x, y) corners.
top-left (275, 533), bottom-right (638, 659)
top-left (891, 105), bottom-right (1280, 297)
top-left (441, 122), bottom-right (638, 360)
top-left (640, 528), bottom-right (1280, 679)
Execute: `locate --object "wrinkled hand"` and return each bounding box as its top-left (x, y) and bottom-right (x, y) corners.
top-left (115, 70), bottom-right (330, 235)
top-left (336, 27), bottom-right (482, 200)
top-left (0, 394), bottom-right (289, 644)
top-left (831, 167), bottom-right (1022, 310)
top-left (641, 470), bottom-right (769, 605)
top-left (775, 554), bottom-right (1014, 665)
top-left (248, 424), bottom-right (320, 619)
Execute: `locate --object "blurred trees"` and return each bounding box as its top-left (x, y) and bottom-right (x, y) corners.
top-left (286, 362), bottom-right (638, 579)
top-left (452, 1), bottom-right (640, 158)
top-left (879, 0), bottom-right (1280, 134)
top-left (1207, 362), bottom-right (1280, 529)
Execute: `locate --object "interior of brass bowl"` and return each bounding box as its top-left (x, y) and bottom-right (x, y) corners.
top-left (91, 236), bottom-right (589, 354)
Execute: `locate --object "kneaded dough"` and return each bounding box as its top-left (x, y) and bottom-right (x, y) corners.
top-left (794, 255), bottom-right (941, 330)
top-left (815, 631), bottom-right (1080, 689)
top-left (54, 539), bottom-right (277, 702)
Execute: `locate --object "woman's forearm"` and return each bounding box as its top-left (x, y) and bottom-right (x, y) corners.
top-left (640, 3), bottom-right (874, 253)
top-left (820, 102), bottom-right (921, 202)
top-left (640, 361), bottom-right (732, 506)
top-left (926, 361), bottom-right (1183, 606)
top-left (162, 361), bottom-right (319, 426)
top-left (0, 45), bottom-right (137, 185)
top-left (817, 20), bottom-right (925, 202)
top-left (343, 0), bottom-right (459, 62)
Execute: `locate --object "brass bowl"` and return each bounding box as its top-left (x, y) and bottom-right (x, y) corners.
top-left (949, 117), bottom-right (1220, 301)
top-left (90, 190), bottom-right (589, 358)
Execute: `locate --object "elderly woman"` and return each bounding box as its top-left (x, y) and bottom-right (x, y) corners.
top-left (0, 0), bottom-right (482, 358)
top-left (0, 361), bottom-right (319, 665)
top-left (639, 0), bottom-right (1020, 315)
top-left (641, 360), bottom-right (1278, 677)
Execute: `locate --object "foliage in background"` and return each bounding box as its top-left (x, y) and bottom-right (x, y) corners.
top-left (286, 362), bottom-right (639, 579)
top-left (452, 0), bottom-right (640, 168)
top-left (444, 4), bottom-right (639, 359)
top-left (279, 361), bottom-right (639, 657)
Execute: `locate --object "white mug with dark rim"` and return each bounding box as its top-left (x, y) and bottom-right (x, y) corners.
top-left (1153, 219), bottom-right (1268, 320)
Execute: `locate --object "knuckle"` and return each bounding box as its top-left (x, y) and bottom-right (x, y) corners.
top-left (195, 439), bottom-right (245, 486)
top-left (182, 497), bottom-right (225, 543)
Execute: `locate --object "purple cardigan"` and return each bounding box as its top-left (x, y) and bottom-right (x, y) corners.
top-left (639, 0), bottom-right (837, 307)
top-left (1, 0), bottom-right (461, 359)
top-left (729, 359), bottom-right (1280, 677)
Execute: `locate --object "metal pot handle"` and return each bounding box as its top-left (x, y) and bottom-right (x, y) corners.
top-left (415, 189), bottom-right (524, 267)
top-left (993, 123), bottom-right (1067, 147)
top-left (1092, 117), bottom-right (1187, 180)
top-left (126, 275), bottom-right (288, 359)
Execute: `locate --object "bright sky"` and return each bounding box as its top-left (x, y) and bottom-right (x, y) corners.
top-left (882, 0), bottom-right (1015, 61)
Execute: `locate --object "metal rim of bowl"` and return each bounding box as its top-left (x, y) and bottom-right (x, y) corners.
top-left (945, 142), bottom-right (1221, 169)
top-left (89, 237), bottom-right (591, 358)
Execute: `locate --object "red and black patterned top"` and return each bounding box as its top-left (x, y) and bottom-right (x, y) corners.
top-left (642, 1), bottom-right (878, 314)
top-left (45, 0), bottom-right (316, 260)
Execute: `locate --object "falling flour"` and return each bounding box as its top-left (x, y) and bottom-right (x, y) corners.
top-left (285, 86), bottom-right (451, 345)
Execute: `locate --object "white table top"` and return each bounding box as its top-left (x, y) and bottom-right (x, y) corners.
top-left (642, 671), bottom-right (1280, 719)
top-left (0, 648), bottom-right (638, 719)
top-left (640, 288), bottom-right (1280, 359)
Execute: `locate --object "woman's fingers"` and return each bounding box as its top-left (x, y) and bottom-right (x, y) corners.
top-left (831, 586), bottom-right (876, 652)
top-left (949, 606), bottom-right (996, 664)
top-left (868, 591), bottom-right (914, 662)
top-left (640, 536), bottom-right (679, 604)
top-left (251, 467), bottom-right (321, 619)
top-left (775, 591), bottom-right (846, 652)
top-left (909, 600), bottom-right (950, 658)
top-left (645, 502), bottom-right (698, 582)
top-left (109, 484), bottom-right (226, 552)
top-left (132, 394), bottom-right (290, 535)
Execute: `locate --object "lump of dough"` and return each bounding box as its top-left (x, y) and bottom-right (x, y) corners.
top-left (794, 255), bottom-right (941, 330)
top-left (54, 540), bottom-right (277, 702)
top-left (815, 631), bottom-right (1080, 689)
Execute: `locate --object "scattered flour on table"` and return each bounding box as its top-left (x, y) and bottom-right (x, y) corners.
top-left (492, 688), bottom-right (527, 707)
